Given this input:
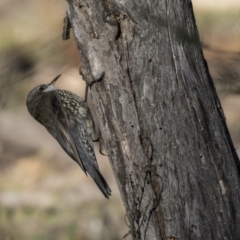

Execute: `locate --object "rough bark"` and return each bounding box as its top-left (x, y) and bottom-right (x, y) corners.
top-left (65, 0), bottom-right (240, 239)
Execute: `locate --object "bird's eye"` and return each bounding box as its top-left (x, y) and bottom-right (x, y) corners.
top-left (39, 86), bottom-right (45, 91)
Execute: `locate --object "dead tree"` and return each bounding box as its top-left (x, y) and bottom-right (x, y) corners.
top-left (64, 0), bottom-right (240, 239)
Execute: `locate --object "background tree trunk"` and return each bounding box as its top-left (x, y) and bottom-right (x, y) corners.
top-left (65, 0), bottom-right (240, 239)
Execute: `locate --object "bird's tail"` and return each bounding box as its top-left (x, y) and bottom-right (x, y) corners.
top-left (91, 168), bottom-right (111, 199)
top-left (73, 136), bottom-right (111, 198)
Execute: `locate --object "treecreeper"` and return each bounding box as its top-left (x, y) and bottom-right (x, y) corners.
top-left (26, 74), bottom-right (111, 198)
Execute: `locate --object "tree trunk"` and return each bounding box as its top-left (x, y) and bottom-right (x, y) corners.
top-left (65, 0), bottom-right (240, 239)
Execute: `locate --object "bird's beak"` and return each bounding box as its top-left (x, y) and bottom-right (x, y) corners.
top-left (43, 74), bottom-right (62, 92)
top-left (49, 74), bottom-right (62, 86)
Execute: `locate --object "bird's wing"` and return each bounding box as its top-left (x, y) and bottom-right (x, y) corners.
top-left (55, 90), bottom-right (99, 170)
top-left (50, 91), bottom-right (111, 198)
top-left (48, 92), bottom-right (87, 174)
top-left (70, 125), bottom-right (111, 198)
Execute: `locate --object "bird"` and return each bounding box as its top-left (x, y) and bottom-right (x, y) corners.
top-left (26, 74), bottom-right (111, 198)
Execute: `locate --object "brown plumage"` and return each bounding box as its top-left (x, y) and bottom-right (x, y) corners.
top-left (26, 75), bottom-right (111, 198)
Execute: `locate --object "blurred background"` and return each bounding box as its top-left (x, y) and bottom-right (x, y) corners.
top-left (0, 0), bottom-right (239, 239)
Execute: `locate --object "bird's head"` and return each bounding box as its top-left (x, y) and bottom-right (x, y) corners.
top-left (26, 74), bottom-right (62, 114)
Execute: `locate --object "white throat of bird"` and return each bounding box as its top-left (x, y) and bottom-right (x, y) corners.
top-left (43, 84), bottom-right (56, 93)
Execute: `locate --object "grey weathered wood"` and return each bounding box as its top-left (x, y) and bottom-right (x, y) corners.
top-left (65, 0), bottom-right (240, 239)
